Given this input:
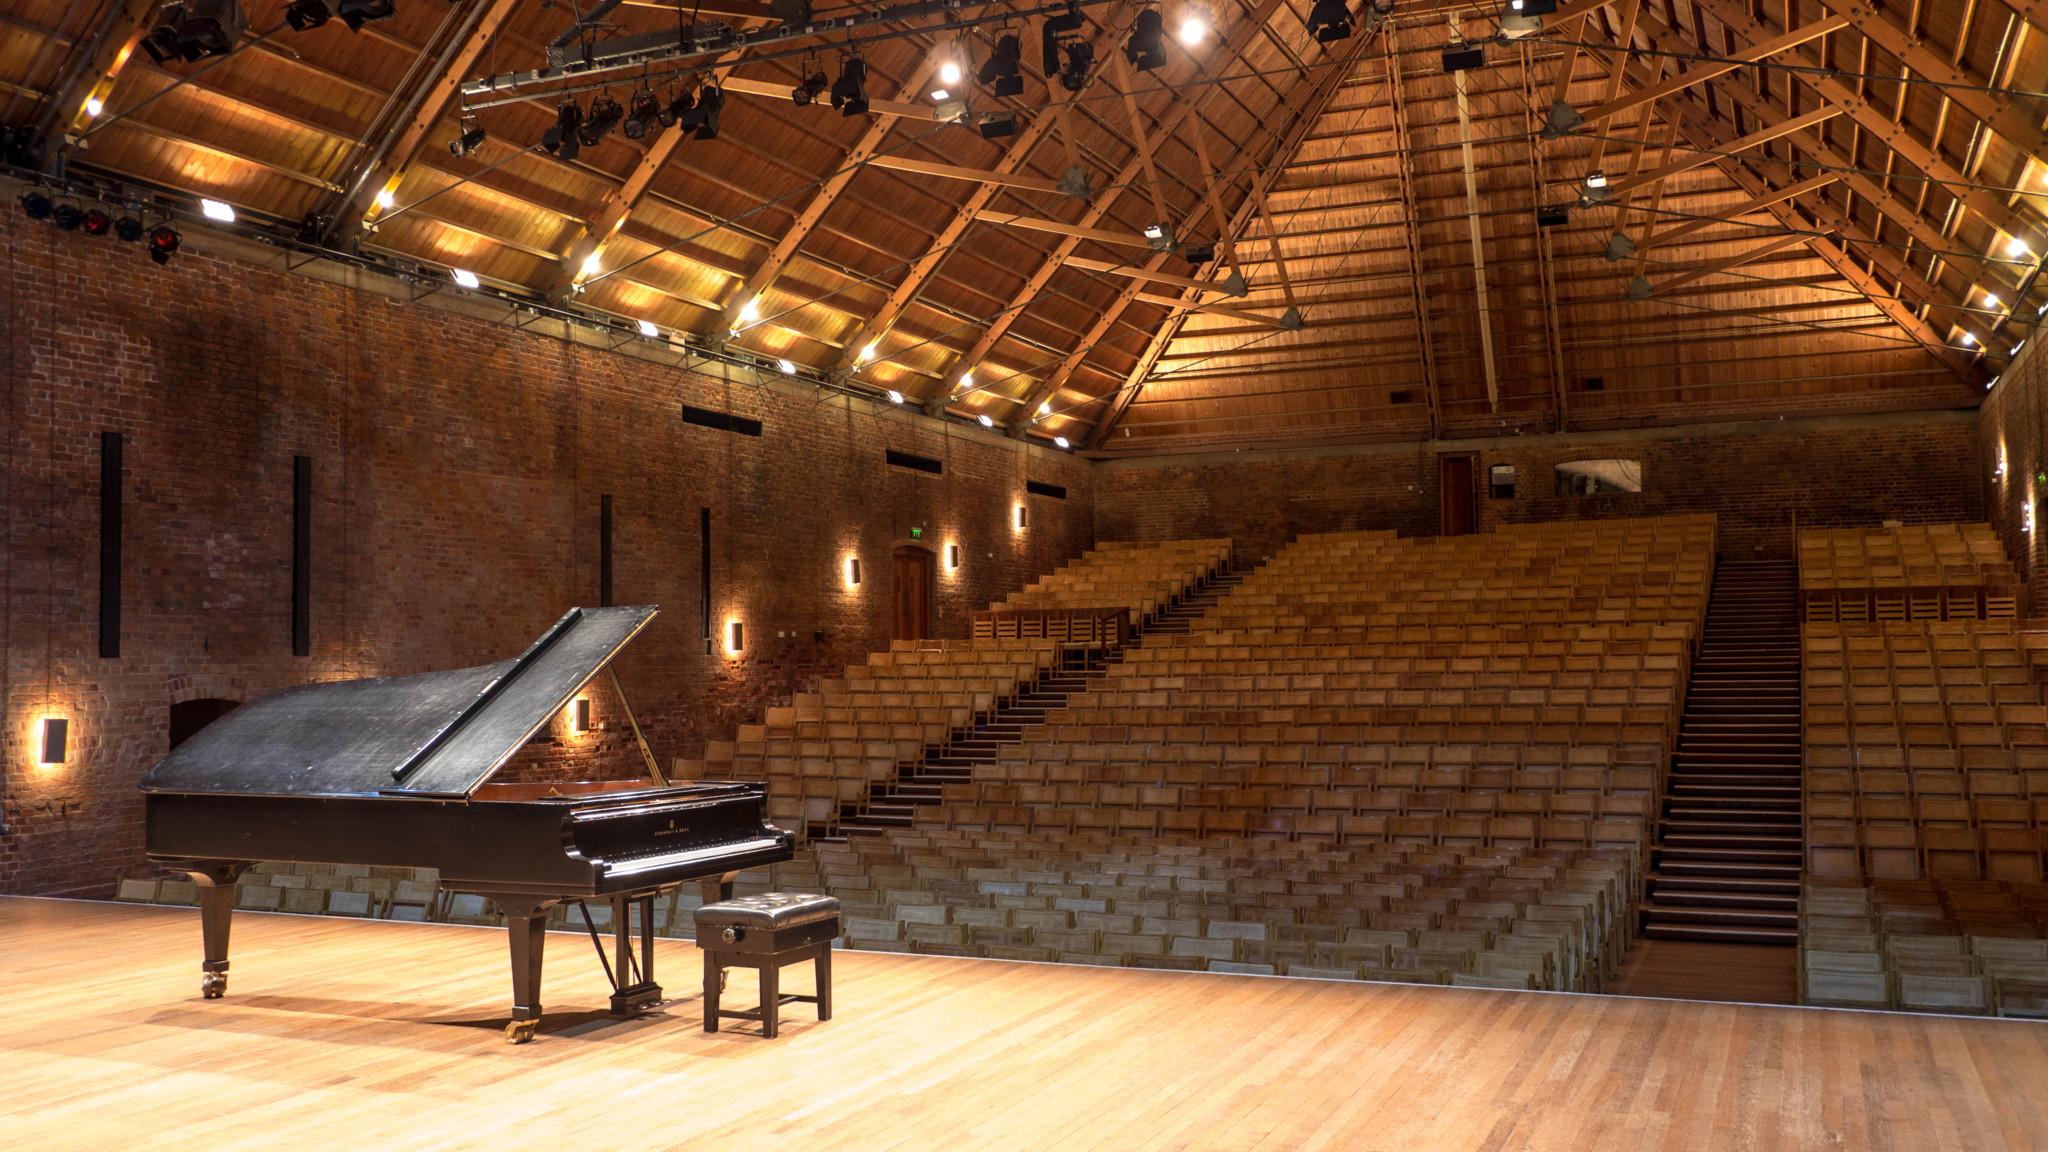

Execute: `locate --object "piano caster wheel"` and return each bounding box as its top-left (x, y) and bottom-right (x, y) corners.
top-left (505, 1020), bottom-right (538, 1044)
top-left (201, 973), bottom-right (227, 1000)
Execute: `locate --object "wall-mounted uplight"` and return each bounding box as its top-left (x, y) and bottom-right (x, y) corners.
top-left (1016, 505), bottom-right (1029, 530)
top-left (568, 697), bottom-right (591, 733)
top-left (39, 717), bottom-right (68, 765)
top-left (727, 620), bottom-right (745, 654)
top-left (948, 544), bottom-right (961, 570)
top-left (1997, 443), bottom-right (2008, 482)
top-left (2025, 497), bottom-right (2035, 536)
top-left (846, 556), bottom-right (862, 587)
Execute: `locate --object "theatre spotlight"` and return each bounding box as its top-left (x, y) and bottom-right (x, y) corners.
top-left (665, 88), bottom-right (694, 128)
top-left (284, 0), bottom-right (330, 29)
top-left (115, 213), bottom-right (145, 241)
top-left (1060, 40), bottom-right (1094, 90)
top-left (542, 99), bottom-right (583, 160)
top-left (149, 223), bottom-right (183, 266)
top-left (83, 208), bottom-right (112, 235)
top-left (578, 95), bottom-right (623, 146)
top-left (791, 66), bottom-right (829, 106)
top-left (1181, 241), bottom-right (1215, 265)
top-left (335, 0), bottom-right (395, 31)
top-left (979, 113), bottom-right (1018, 138)
top-left (683, 85), bottom-right (723, 139)
top-left (832, 55), bottom-right (869, 116)
top-left (979, 33), bottom-right (1025, 97)
top-left (1124, 8), bottom-right (1166, 71)
top-left (622, 89), bottom-right (662, 139)
top-left (1042, 2), bottom-right (1091, 88)
top-left (20, 191), bottom-right (53, 220)
top-left (53, 202), bottom-right (83, 230)
top-left (1306, 0), bottom-right (1352, 43)
top-left (449, 118), bottom-right (485, 157)
top-left (1442, 39), bottom-right (1485, 72)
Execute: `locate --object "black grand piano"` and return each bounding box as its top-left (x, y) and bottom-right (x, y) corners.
top-left (139, 605), bottom-right (794, 1042)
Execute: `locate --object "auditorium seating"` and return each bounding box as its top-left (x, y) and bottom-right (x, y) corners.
top-left (990, 538), bottom-right (1232, 628)
top-left (1800, 524), bottom-right (2021, 623)
top-left (1798, 880), bottom-right (2048, 1016)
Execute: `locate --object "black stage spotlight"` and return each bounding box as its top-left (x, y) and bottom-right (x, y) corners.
top-left (542, 99), bottom-right (583, 160)
top-left (578, 95), bottom-right (623, 146)
top-left (831, 55), bottom-right (869, 116)
top-left (623, 89), bottom-right (661, 139)
top-left (171, 0), bottom-right (247, 60)
top-left (1442, 40), bottom-right (1485, 71)
top-left (284, 0), bottom-right (329, 29)
top-left (83, 208), bottom-right (112, 235)
top-left (791, 68), bottom-right (828, 105)
top-left (149, 223), bottom-right (182, 265)
top-left (1536, 204), bottom-right (1570, 228)
top-left (20, 191), bottom-right (53, 220)
top-left (980, 33), bottom-right (1024, 97)
top-left (689, 85), bottom-right (723, 140)
top-left (449, 118), bottom-right (485, 157)
top-left (335, 0), bottom-right (395, 31)
top-left (140, 4), bottom-right (188, 64)
top-left (769, 0), bottom-right (810, 22)
top-left (294, 209), bottom-right (326, 242)
top-left (53, 203), bottom-right (83, 231)
top-left (1124, 8), bottom-right (1166, 71)
top-left (1306, 0), bottom-right (1352, 42)
top-left (1060, 39), bottom-right (1094, 90)
top-left (1181, 241), bottom-right (1215, 266)
top-left (1042, 1), bottom-right (1084, 75)
top-left (664, 88), bottom-right (694, 127)
top-left (979, 112), bottom-right (1017, 137)
top-left (115, 213), bottom-right (145, 241)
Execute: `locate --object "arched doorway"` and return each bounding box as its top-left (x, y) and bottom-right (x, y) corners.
top-left (169, 697), bottom-right (240, 751)
top-left (892, 545), bottom-right (934, 641)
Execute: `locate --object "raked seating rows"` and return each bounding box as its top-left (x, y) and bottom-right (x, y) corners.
top-left (995, 538), bottom-right (1232, 626)
top-left (1800, 523), bottom-right (2021, 623)
top-left (1799, 879), bottom-right (2048, 1016)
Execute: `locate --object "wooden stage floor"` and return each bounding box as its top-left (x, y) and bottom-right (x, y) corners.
top-left (6, 896), bottom-right (2047, 1152)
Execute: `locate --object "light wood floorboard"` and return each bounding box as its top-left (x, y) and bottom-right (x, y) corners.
top-left (5, 896), bottom-right (2046, 1151)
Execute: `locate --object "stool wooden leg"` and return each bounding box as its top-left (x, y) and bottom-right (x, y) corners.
top-left (760, 960), bottom-right (780, 1039)
top-left (815, 947), bottom-right (832, 1021)
top-left (702, 950), bottom-right (721, 1034)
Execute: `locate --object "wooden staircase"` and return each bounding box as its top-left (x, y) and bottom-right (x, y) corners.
top-left (1641, 560), bottom-right (1802, 944)
top-left (830, 564), bottom-right (1252, 838)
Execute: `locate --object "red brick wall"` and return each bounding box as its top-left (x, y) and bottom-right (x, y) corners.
top-left (0, 225), bottom-right (1093, 896)
top-left (1097, 414), bottom-right (1986, 561)
top-left (1978, 343), bottom-right (2045, 613)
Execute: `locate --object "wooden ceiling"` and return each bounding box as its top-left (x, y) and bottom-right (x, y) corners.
top-left (5, 0), bottom-right (2043, 453)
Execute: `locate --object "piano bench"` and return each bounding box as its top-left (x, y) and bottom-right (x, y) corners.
top-left (695, 893), bottom-right (841, 1039)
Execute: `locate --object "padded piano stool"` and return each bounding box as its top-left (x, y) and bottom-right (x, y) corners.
top-left (695, 893), bottom-right (840, 1038)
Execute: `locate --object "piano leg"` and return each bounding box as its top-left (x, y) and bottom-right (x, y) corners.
top-left (182, 862), bottom-right (252, 999)
top-left (499, 897), bottom-right (552, 1044)
top-left (607, 893), bottom-right (662, 1017)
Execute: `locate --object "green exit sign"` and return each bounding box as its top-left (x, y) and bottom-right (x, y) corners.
top-left (910, 527), bottom-right (923, 538)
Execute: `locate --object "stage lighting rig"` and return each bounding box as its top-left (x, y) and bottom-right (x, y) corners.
top-left (831, 54), bottom-right (870, 116)
top-left (20, 191), bottom-right (53, 220)
top-left (149, 224), bottom-right (183, 266)
top-left (284, 0), bottom-right (330, 30)
top-left (142, 0), bottom-right (246, 64)
top-left (623, 89), bottom-right (662, 139)
top-left (335, 0), bottom-right (395, 31)
top-left (1042, 2), bottom-right (1092, 91)
top-left (578, 95), bottom-right (624, 146)
top-left (1124, 8), bottom-right (1166, 71)
top-left (543, 99), bottom-right (584, 160)
top-left (53, 203), bottom-right (83, 231)
top-left (83, 209), bottom-right (112, 235)
top-left (979, 33), bottom-right (1024, 97)
top-left (791, 55), bottom-right (830, 105)
top-left (448, 118), bottom-right (486, 156)
top-left (1306, 0), bottom-right (1352, 43)
top-left (684, 85), bottom-right (724, 139)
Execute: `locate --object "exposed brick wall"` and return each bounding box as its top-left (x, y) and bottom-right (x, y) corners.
top-left (1978, 342), bottom-right (2045, 614)
top-left (1096, 413), bottom-right (1986, 562)
top-left (0, 224), bottom-right (1093, 897)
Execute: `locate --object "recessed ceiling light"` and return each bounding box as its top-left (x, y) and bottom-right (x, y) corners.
top-left (451, 269), bottom-right (480, 289)
top-left (200, 199), bottom-right (235, 222)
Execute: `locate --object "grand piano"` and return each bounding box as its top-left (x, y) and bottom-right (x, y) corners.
top-left (140, 605), bottom-right (795, 1042)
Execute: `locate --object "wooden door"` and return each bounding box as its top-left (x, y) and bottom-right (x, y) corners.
top-left (893, 546), bottom-right (933, 641)
top-left (1438, 455), bottom-right (1476, 537)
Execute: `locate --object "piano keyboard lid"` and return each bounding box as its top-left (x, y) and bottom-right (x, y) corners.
top-left (139, 605), bottom-right (660, 800)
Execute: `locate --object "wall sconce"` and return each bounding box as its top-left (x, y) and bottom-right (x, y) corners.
top-left (948, 544), bottom-right (960, 569)
top-left (569, 698), bottom-right (591, 734)
top-left (1015, 505), bottom-right (1029, 530)
top-left (728, 620), bottom-right (745, 654)
top-left (2025, 498), bottom-right (2035, 536)
top-left (846, 557), bottom-right (862, 587)
top-left (40, 717), bottom-right (68, 765)
top-left (1996, 445), bottom-right (2008, 481)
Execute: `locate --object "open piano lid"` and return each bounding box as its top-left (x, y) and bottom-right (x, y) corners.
top-left (140, 606), bottom-right (659, 800)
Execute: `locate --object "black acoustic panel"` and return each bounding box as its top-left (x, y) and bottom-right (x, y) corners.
top-left (680, 403), bottom-right (763, 436)
top-left (100, 432), bottom-right (122, 659)
top-left (1025, 479), bottom-right (1067, 500)
top-left (886, 449), bottom-right (943, 475)
top-left (600, 494), bottom-right (614, 608)
top-left (292, 456), bottom-right (311, 657)
top-left (699, 507), bottom-right (712, 653)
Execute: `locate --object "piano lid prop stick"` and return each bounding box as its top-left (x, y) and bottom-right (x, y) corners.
top-left (607, 664), bottom-right (669, 787)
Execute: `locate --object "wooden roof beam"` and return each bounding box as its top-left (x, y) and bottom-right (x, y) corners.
top-left (347, 0), bottom-right (526, 235)
top-left (36, 0), bottom-right (158, 154)
top-left (1574, 15), bottom-right (1847, 131)
top-left (712, 60), bottom-right (937, 336)
top-left (1637, 174), bottom-right (1838, 251)
top-left (1603, 106), bottom-right (1841, 198)
top-left (1642, 231), bottom-right (1815, 295)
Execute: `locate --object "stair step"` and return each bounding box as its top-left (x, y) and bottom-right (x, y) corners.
top-left (1639, 923), bottom-right (1798, 945)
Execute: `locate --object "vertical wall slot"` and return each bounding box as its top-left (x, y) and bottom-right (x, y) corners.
top-left (100, 432), bottom-right (122, 659)
top-left (700, 507), bottom-right (713, 655)
top-left (292, 456), bottom-right (311, 657)
top-left (600, 495), bottom-right (614, 608)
